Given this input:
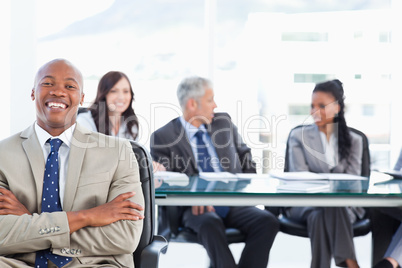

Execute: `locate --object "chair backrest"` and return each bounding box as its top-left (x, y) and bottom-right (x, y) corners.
top-left (348, 127), bottom-right (371, 177)
top-left (77, 107), bottom-right (88, 114)
top-left (284, 125), bottom-right (371, 177)
top-left (283, 125), bottom-right (303, 172)
top-left (129, 140), bottom-right (156, 267)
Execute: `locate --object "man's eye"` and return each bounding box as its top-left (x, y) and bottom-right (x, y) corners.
top-left (319, 104), bottom-right (326, 109)
top-left (42, 82), bottom-right (52, 86)
top-left (66, 85), bottom-right (77, 89)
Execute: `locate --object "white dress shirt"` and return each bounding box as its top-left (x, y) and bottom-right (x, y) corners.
top-left (35, 123), bottom-right (75, 208)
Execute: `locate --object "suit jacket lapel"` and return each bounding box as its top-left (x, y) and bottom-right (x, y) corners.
top-left (173, 118), bottom-right (197, 173)
top-left (205, 114), bottom-right (232, 172)
top-left (63, 124), bottom-right (90, 211)
top-left (207, 119), bottom-right (226, 170)
top-left (21, 124), bottom-right (46, 211)
top-left (304, 125), bottom-right (330, 173)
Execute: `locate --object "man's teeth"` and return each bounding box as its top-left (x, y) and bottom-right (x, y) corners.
top-left (48, 102), bottom-right (66, 109)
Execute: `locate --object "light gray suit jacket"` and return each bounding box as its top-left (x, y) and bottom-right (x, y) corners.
top-left (287, 124), bottom-right (363, 175)
top-left (0, 123), bottom-right (144, 267)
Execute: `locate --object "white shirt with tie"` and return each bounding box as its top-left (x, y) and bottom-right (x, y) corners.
top-left (34, 123), bottom-right (75, 208)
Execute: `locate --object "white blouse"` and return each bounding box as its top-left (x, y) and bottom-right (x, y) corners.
top-left (319, 131), bottom-right (338, 169)
top-left (76, 110), bottom-right (138, 140)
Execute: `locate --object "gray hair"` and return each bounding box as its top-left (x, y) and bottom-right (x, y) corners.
top-left (177, 76), bottom-right (212, 109)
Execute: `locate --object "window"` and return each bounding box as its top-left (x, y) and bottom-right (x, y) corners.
top-left (294, 74), bottom-right (334, 83)
top-left (282, 32), bottom-right (328, 42)
top-left (5, 0), bottom-right (399, 172)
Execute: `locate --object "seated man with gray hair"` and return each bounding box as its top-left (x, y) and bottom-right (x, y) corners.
top-left (151, 76), bottom-right (279, 268)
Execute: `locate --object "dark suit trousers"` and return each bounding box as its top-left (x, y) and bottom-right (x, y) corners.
top-left (287, 207), bottom-right (356, 268)
top-left (369, 207), bottom-right (402, 264)
top-left (182, 206), bottom-right (279, 268)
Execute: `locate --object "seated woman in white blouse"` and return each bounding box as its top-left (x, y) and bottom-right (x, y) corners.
top-left (77, 71), bottom-right (139, 139)
top-left (77, 71), bottom-right (164, 175)
top-left (285, 79), bottom-right (364, 268)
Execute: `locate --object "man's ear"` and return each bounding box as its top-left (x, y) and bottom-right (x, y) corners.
top-left (80, 93), bottom-right (85, 106)
top-left (31, 88), bottom-right (35, 101)
top-left (186, 98), bottom-right (197, 111)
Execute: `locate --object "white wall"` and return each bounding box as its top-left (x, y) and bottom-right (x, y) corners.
top-left (0, 0), bottom-right (11, 140)
top-left (9, 0), bottom-right (37, 135)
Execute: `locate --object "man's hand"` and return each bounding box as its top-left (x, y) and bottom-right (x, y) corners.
top-left (152, 161), bottom-right (166, 172)
top-left (0, 188), bottom-right (31, 216)
top-left (192, 206), bottom-right (215, 216)
top-left (67, 191), bottom-right (144, 233)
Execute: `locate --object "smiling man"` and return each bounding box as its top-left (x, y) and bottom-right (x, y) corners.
top-left (0, 59), bottom-right (144, 267)
top-left (32, 59), bottom-right (85, 136)
top-left (150, 76), bottom-right (279, 268)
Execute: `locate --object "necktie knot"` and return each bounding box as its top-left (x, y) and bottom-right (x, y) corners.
top-left (195, 131), bottom-right (207, 150)
top-left (195, 130), bottom-right (204, 140)
top-left (48, 138), bottom-right (63, 153)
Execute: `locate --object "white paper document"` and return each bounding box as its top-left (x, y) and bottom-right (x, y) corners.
top-left (270, 171), bottom-right (328, 180)
top-left (377, 169), bottom-right (402, 180)
top-left (319, 173), bottom-right (368, 181)
top-left (270, 171), bottom-right (368, 181)
top-left (199, 172), bottom-right (238, 183)
top-left (154, 171), bottom-right (189, 186)
top-left (276, 181), bottom-right (331, 193)
top-left (236, 173), bottom-right (270, 179)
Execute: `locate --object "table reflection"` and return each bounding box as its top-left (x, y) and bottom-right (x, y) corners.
top-left (156, 174), bottom-right (375, 194)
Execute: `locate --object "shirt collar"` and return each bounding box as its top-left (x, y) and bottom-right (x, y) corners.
top-left (179, 116), bottom-right (207, 140)
top-left (34, 122), bottom-right (76, 148)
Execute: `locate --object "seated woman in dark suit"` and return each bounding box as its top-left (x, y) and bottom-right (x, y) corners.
top-left (285, 79), bottom-right (363, 268)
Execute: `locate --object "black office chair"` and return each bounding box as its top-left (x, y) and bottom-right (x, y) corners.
top-left (157, 191), bottom-right (245, 266)
top-left (161, 206), bottom-right (245, 244)
top-left (278, 125), bottom-right (371, 238)
top-left (130, 140), bottom-right (168, 268)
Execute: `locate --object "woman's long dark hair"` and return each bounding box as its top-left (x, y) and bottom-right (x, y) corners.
top-left (89, 71), bottom-right (139, 139)
top-left (313, 79), bottom-right (351, 160)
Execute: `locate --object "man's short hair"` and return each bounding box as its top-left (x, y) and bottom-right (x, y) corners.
top-left (177, 76), bottom-right (212, 108)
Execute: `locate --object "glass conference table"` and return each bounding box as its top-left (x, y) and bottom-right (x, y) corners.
top-left (155, 171), bottom-right (402, 207)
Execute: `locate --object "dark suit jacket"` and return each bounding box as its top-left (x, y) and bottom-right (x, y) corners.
top-left (150, 113), bottom-right (256, 238)
top-left (150, 112), bottom-right (256, 175)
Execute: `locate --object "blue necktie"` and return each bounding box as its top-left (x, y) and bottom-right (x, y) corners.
top-left (195, 131), bottom-right (229, 218)
top-left (35, 138), bottom-right (72, 268)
